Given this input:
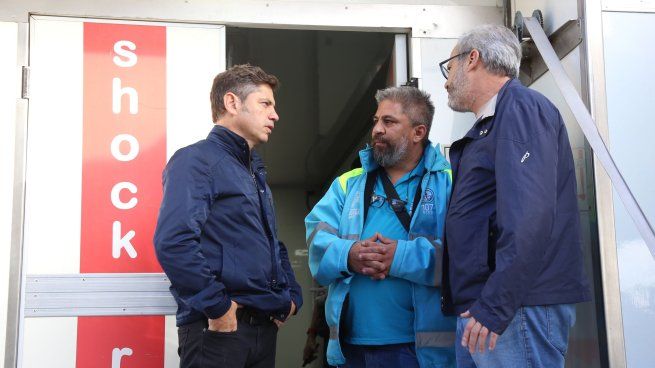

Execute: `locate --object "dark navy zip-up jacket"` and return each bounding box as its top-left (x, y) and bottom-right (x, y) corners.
top-left (443, 79), bottom-right (590, 334)
top-left (154, 125), bottom-right (302, 326)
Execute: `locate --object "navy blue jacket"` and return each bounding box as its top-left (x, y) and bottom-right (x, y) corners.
top-left (154, 125), bottom-right (302, 326)
top-left (443, 79), bottom-right (590, 334)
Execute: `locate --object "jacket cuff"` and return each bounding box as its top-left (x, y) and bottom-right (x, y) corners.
top-left (338, 240), bottom-right (357, 277)
top-left (389, 239), bottom-right (408, 277)
top-left (468, 301), bottom-right (506, 335)
top-left (273, 301), bottom-right (292, 321)
top-left (204, 295), bottom-right (232, 320)
top-left (290, 290), bottom-right (303, 314)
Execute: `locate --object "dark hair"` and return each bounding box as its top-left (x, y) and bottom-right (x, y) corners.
top-left (375, 86), bottom-right (435, 143)
top-left (210, 64), bottom-right (279, 122)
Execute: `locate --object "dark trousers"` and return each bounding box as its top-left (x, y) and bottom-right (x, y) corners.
top-left (340, 343), bottom-right (419, 368)
top-left (178, 311), bottom-right (278, 368)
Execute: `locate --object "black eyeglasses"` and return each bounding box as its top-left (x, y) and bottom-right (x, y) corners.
top-left (438, 51), bottom-right (470, 79)
top-left (370, 193), bottom-right (407, 213)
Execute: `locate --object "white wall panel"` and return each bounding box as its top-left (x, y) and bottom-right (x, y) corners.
top-left (0, 19), bottom-right (19, 368)
top-left (163, 315), bottom-right (179, 368)
top-left (24, 18), bottom-right (83, 274)
top-left (21, 318), bottom-right (77, 368)
top-left (166, 25), bottom-right (225, 159)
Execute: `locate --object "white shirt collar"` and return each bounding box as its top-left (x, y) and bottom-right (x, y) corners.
top-left (475, 93), bottom-right (498, 121)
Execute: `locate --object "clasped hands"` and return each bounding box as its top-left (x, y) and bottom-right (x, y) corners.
top-left (349, 234), bottom-right (500, 355)
top-left (347, 232), bottom-right (397, 280)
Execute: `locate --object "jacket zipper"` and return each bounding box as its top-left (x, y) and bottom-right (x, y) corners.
top-left (248, 151), bottom-right (280, 291)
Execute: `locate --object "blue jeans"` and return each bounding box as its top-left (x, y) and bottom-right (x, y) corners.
top-left (456, 304), bottom-right (576, 368)
top-left (339, 343), bottom-right (419, 368)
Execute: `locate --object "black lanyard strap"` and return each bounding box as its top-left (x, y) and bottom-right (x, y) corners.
top-left (362, 167), bottom-right (423, 233)
top-left (363, 168), bottom-right (378, 223)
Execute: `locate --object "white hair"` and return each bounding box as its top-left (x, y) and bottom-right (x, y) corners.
top-left (456, 24), bottom-right (521, 79)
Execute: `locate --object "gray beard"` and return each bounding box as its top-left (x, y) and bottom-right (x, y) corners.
top-left (447, 66), bottom-right (471, 112)
top-left (373, 136), bottom-right (409, 168)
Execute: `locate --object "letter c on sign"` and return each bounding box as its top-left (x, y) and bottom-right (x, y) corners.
top-left (111, 134), bottom-right (140, 162)
top-left (111, 182), bottom-right (138, 210)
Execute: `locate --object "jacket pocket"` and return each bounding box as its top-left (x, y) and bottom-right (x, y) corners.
top-left (446, 214), bottom-right (490, 273)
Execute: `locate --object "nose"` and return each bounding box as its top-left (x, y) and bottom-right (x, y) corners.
top-left (372, 120), bottom-right (384, 137)
top-left (270, 108), bottom-right (279, 122)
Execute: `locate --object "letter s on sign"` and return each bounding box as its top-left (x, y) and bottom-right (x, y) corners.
top-left (113, 40), bottom-right (137, 67)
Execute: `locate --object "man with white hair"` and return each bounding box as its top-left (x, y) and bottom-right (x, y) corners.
top-left (439, 24), bottom-right (590, 368)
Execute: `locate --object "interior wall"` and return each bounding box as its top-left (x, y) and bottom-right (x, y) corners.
top-left (228, 28), bottom-right (319, 188)
top-left (0, 21), bottom-right (19, 364)
top-left (513, 1), bottom-right (603, 367)
top-left (227, 27), bottom-right (394, 368)
top-left (316, 32), bottom-right (395, 136)
top-left (227, 28), bottom-right (393, 189)
top-left (269, 188), bottom-right (315, 368)
top-left (227, 29), bottom-right (318, 367)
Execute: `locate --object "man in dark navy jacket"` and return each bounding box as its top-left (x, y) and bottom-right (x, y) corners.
top-left (154, 64), bottom-right (302, 368)
top-left (439, 25), bottom-right (590, 368)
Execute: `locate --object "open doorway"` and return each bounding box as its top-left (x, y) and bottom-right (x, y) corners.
top-left (226, 27), bottom-right (397, 367)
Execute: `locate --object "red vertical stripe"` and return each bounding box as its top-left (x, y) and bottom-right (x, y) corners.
top-left (79, 22), bottom-right (166, 367)
top-left (76, 316), bottom-right (165, 368)
top-left (81, 22), bottom-right (165, 273)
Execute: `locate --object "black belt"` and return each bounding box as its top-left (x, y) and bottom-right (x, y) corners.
top-left (236, 308), bottom-right (273, 326)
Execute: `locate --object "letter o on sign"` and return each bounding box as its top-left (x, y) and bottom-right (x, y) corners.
top-left (111, 134), bottom-right (140, 162)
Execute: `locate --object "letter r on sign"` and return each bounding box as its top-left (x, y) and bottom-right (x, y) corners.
top-left (112, 347), bottom-right (133, 368)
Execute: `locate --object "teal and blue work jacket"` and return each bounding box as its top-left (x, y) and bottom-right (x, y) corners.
top-left (305, 143), bottom-right (456, 367)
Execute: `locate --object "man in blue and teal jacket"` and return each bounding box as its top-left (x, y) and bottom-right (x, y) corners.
top-left (305, 86), bottom-right (456, 368)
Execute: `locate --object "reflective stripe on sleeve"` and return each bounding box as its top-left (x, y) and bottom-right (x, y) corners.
top-left (409, 233), bottom-right (443, 287)
top-left (329, 325), bottom-right (339, 340)
top-left (307, 222), bottom-right (360, 247)
top-left (307, 222), bottom-right (339, 247)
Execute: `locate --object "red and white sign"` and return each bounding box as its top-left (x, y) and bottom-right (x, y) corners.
top-left (78, 23), bottom-right (166, 367)
top-left (81, 22), bottom-right (166, 273)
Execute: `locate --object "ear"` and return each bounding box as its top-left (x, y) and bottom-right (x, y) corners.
top-left (223, 92), bottom-right (240, 116)
top-left (466, 49), bottom-right (482, 72)
top-left (413, 124), bottom-right (428, 143)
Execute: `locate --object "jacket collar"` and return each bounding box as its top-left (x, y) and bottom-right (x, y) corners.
top-left (207, 125), bottom-right (264, 170)
top-left (463, 78), bottom-right (519, 140)
top-left (358, 141), bottom-right (449, 174)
